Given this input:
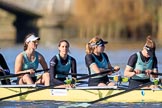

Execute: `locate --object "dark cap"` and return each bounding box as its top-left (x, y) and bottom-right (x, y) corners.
top-left (96, 39), bottom-right (108, 46)
top-left (145, 46), bottom-right (154, 57)
top-left (89, 38), bottom-right (108, 47)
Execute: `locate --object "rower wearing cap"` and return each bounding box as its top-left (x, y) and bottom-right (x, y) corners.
top-left (85, 36), bottom-right (120, 86)
top-left (15, 33), bottom-right (50, 86)
top-left (124, 35), bottom-right (158, 89)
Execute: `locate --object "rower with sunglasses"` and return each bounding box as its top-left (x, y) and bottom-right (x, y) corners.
top-left (85, 37), bottom-right (120, 86)
top-left (124, 35), bottom-right (158, 89)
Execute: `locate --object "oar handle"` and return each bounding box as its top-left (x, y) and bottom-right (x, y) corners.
top-left (141, 71), bottom-right (162, 76)
top-left (0, 69), bottom-right (49, 80)
top-left (35, 69), bottom-right (49, 73)
top-left (57, 72), bottom-right (88, 76)
top-left (150, 72), bottom-right (162, 76)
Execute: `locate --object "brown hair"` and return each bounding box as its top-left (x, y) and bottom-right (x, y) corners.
top-left (85, 37), bottom-right (102, 54)
top-left (58, 40), bottom-right (70, 53)
top-left (23, 33), bottom-right (34, 51)
top-left (145, 35), bottom-right (156, 50)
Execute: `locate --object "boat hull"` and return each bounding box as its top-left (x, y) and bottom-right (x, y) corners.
top-left (0, 86), bottom-right (161, 103)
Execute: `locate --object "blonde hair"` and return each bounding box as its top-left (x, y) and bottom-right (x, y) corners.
top-left (85, 37), bottom-right (102, 54)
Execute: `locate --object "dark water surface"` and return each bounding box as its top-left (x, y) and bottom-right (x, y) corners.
top-left (0, 44), bottom-right (162, 108)
top-left (0, 101), bottom-right (162, 108)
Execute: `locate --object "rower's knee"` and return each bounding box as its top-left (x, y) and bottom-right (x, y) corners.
top-left (22, 74), bottom-right (33, 84)
top-left (43, 72), bottom-right (50, 80)
top-left (43, 72), bottom-right (50, 86)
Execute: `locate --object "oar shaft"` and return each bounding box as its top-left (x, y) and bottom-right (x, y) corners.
top-left (141, 71), bottom-right (162, 76)
top-left (150, 72), bottom-right (162, 76)
top-left (76, 69), bottom-right (113, 81)
top-left (0, 69), bottom-right (49, 80)
top-left (89, 81), bottom-right (153, 104)
top-left (0, 85), bottom-right (53, 101)
top-left (57, 72), bottom-right (88, 76)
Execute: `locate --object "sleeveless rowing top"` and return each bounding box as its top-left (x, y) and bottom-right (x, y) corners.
top-left (132, 52), bottom-right (153, 80)
top-left (90, 53), bottom-right (109, 78)
top-left (55, 54), bottom-right (71, 78)
top-left (22, 51), bottom-right (39, 70)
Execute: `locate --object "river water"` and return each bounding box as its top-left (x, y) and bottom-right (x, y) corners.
top-left (0, 44), bottom-right (162, 108)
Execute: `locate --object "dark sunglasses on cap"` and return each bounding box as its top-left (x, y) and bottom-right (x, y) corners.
top-left (90, 39), bottom-right (108, 47)
top-left (98, 43), bottom-right (105, 47)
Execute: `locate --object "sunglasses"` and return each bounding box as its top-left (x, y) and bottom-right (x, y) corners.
top-left (98, 44), bottom-right (105, 47)
top-left (144, 46), bottom-right (153, 56)
top-left (32, 40), bottom-right (39, 44)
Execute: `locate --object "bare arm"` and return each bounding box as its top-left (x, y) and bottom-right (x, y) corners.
top-left (90, 63), bottom-right (101, 73)
top-left (15, 53), bottom-right (35, 76)
top-left (38, 53), bottom-right (48, 73)
top-left (124, 65), bottom-right (136, 78)
top-left (15, 53), bottom-right (24, 74)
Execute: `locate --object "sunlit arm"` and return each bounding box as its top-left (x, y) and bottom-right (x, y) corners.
top-left (90, 63), bottom-right (101, 73)
top-left (124, 65), bottom-right (136, 78)
top-left (38, 53), bottom-right (48, 73)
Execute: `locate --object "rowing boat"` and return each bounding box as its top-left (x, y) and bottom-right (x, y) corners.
top-left (0, 84), bottom-right (161, 103)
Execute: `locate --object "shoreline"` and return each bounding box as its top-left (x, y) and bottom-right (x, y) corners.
top-left (0, 40), bottom-right (161, 51)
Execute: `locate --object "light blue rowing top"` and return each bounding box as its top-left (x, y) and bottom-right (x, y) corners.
top-left (90, 53), bottom-right (109, 78)
top-left (22, 51), bottom-right (39, 71)
top-left (55, 54), bottom-right (71, 78)
top-left (132, 52), bottom-right (153, 80)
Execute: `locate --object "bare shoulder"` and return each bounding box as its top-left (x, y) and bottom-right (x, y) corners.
top-left (15, 52), bottom-right (24, 60)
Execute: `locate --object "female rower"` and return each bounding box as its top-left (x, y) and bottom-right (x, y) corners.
top-left (85, 36), bottom-right (120, 86)
top-left (49, 40), bottom-right (77, 86)
top-left (124, 35), bottom-right (158, 89)
top-left (0, 53), bottom-right (11, 84)
top-left (15, 33), bottom-right (50, 86)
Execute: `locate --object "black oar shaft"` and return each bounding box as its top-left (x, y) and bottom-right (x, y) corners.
top-left (57, 72), bottom-right (88, 76)
top-left (150, 72), bottom-right (162, 76)
top-left (0, 69), bottom-right (49, 79)
top-left (141, 71), bottom-right (162, 76)
top-left (89, 82), bottom-right (153, 104)
top-left (76, 69), bottom-right (113, 81)
top-left (0, 85), bottom-right (53, 101)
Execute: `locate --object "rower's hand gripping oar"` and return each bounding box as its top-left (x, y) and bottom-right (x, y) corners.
top-left (0, 69), bottom-right (49, 80)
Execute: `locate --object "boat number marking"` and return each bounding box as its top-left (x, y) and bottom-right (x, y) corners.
top-left (50, 89), bottom-right (67, 96)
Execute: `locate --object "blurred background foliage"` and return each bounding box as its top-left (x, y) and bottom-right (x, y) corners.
top-left (64, 0), bottom-right (162, 43)
top-left (1, 0), bottom-right (162, 45)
